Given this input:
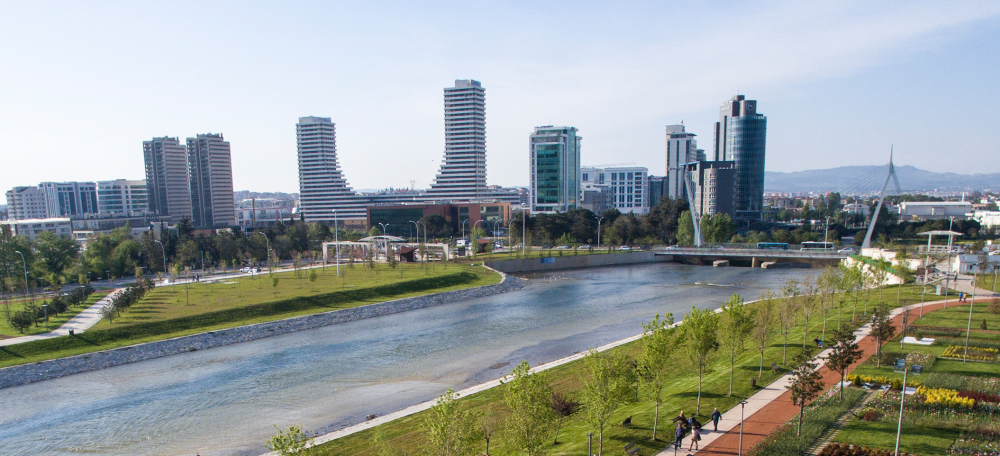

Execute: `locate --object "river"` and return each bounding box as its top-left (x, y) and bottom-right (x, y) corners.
top-left (0, 263), bottom-right (814, 455)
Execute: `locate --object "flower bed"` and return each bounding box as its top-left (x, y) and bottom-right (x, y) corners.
top-left (942, 345), bottom-right (998, 362)
top-left (924, 373), bottom-right (1000, 395)
top-left (949, 429), bottom-right (1000, 455)
top-left (820, 442), bottom-right (915, 456)
top-left (958, 391), bottom-right (1000, 404)
top-left (917, 386), bottom-right (975, 408)
top-left (848, 374), bottom-right (921, 390)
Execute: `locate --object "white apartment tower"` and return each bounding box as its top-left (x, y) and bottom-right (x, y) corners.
top-left (296, 116), bottom-right (367, 225)
top-left (428, 80), bottom-right (487, 199)
top-left (4, 186), bottom-right (49, 220)
top-left (38, 182), bottom-right (99, 218)
top-left (665, 124), bottom-right (699, 200)
top-left (144, 136), bottom-right (193, 223)
top-left (581, 166), bottom-right (650, 215)
top-left (97, 179), bottom-right (149, 216)
top-left (187, 133), bottom-right (236, 228)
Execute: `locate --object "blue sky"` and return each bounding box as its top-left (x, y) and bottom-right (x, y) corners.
top-left (1, 1), bottom-right (998, 194)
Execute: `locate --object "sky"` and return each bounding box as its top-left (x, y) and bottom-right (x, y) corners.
top-left (1, 1), bottom-right (998, 195)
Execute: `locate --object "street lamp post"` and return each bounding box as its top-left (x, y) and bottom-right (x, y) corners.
top-left (894, 363), bottom-right (909, 455)
top-left (14, 250), bottom-right (29, 301)
top-left (738, 400), bottom-right (749, 456)
top-left (588, 433), bottom-right (593, 456)
top-left (461, 219), bottom-right (468, 240)
top-left (106, 271), bottom-right (112, 287)
top-left (824, 216), bottom-right (831, 245)
top-left (259, 232), bottom-right (271, 273)
top-left (378, 223), bottom-right (390, 261)
top-left (153, 240), bottom-right (167, 282)
top-left (42, 304), bottom-right (48, 330)
top-left (596, 216), bottom-right (604, 250)
top-left (333, 210), bottom-right (340, 277)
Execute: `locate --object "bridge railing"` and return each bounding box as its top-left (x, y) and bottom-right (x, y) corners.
top-left (653, 247), bottom-right (848, 258)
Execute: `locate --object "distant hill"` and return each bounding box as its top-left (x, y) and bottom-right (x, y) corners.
top-left (764, 165), bottom-right (999, 194)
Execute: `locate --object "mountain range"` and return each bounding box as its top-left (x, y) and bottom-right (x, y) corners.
top-left (764, 165), bottom-right (999, 194)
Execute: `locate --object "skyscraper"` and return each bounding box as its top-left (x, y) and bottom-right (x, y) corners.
top-left (187, 133), bottom-right (236, 228)
top-left (665, 124), bottom-right (699, 200)
top-left (685, 160), bottom-right (735, 218)
top-left (143, 137), bottom-right (192, 223)
top-left (428, 80), bottom-right (487, 199)
top-left (530, 126), bottom-right (581, 214)
top-left (296, 116), bottom-right (367, 227)
top-left (712, 95), bottom-right (766, 221)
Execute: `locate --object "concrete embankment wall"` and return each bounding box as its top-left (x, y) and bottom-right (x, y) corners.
top-left (486, 252), bottom-right (671, 273)
top-left (0, 274), bottom-right (525, 390)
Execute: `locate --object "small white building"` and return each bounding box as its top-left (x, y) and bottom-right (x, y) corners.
top-left (974, 210), bottom-right (1000, 233)
top-left (951, 253), bottom-right (1000, 274)
top-left (898, 201), bottom-right (972, 221)
top-left (0, 218), bottom-right (72, 240)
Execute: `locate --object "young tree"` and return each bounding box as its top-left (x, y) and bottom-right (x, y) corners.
top-left (550, 392), bottom-right (580, 445)
top-left (308, 268), bottom-right (318, 288)
top-left (682, 306), bottom-right (719, 414)
top-left (502, 361), bottom-right (555, 456)
top-left (265, 425), bottom-right (313, 456)
top-left (638, 313), bottom-right (677, 440)
top-left (479, 404), bottom-right (502, 456)
top-left (787, 346), bottom-right (824, 437)
top-left (719, 294), bottom-right (755, 395)
top-left (580, 349), bottom-right (633, 456)
top-left (271, 275), bottom-right (280, 294)
top-left (778, 280), bottom-right (800, 364)
top-left (424, 389), bottom-right (479, 456)
top-left (870, 303), bottom-right (896, 368)
top-left (752, 291), bottom-right (777, 379)
top-left (798, 275), bottom-right (818, 348)
top-left (819, 268), bottom-right (840, 340)
top-left (990, 297), bottom-right (1000, 326)
top-left (825, 325), bottom-right (863, 401)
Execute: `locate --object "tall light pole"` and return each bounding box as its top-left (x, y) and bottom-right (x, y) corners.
top-left (587, 432), bottom-right (593, 456)
top-left (333, 210), bottom-right (340, 277)
top-left (596, 216), bottom-right (604, 250)
top-left (738, 400), bottom-right (749, 455)
top-left (461, 219), bottom-right (468, 240)
top-left (153, 239), bottom-right (167, 281)
top-left (258, 232), bottom-right (271, 273)
top-left (894, 363), bottom-right (908, 456)
top-left (493, 220), bottom-right (501, 238)
top-left (14, 250), bottom-right (28, 301)
top-left (522, 208), bottom-right (528, 256)
top-left (824, 215), bottom-right (831, 245)
top-left (378, 223), bottom-right (390, 260)
top-left (41, 304), bottom-right (48, 330)
top-left (409, 220), bottom-right (419, 243)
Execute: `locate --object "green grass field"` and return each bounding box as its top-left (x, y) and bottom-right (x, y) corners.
top-left (0, 263), bottom-right (499, 368)
top-left (0, 291), bottom-right (109, 337)
top-left (302, 286), bottom-right (929, 456)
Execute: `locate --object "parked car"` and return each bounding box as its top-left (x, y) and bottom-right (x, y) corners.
top-left (579, 244), bottom-right (591, 249)
top-left (618, 245), bottom-right (632, 251)
top-left (555, 245), bottom-right (570, 249)
top-left (664, 245), bottom-right (679, 250)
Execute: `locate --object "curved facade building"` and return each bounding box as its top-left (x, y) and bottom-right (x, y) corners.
top-left (713, 95), bottom-right (766, 221)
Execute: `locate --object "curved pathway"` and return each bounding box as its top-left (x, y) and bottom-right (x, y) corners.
top-left (662, 296), bottom-right (953, 456)
top-left (0, 289), bottom-right (123, 347)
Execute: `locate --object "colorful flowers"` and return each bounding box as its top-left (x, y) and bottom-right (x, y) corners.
top-left (942, 345), bottom-right (998, 362)
top-left (917, 386), bottom-right (975, 408)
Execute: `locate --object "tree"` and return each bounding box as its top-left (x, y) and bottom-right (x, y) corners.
top-left (787, 346), bottom-right (824, 436)
top-left (271, 275), bottom-right (280, 294)
top-left (825, 325), bottom-right (863, 401)
top-left (424, 389), bottom-right (479, 456)
top-left (989, 297), bottom-right (1000, 326)
top-left (870, 303), bottom-right (896, 368)
top-left (265, 425), bottom-right (313, 455)
top-left (676, 211), bottom-right (695, 246)
top-left (32, 230), bottom-right (79, 283)
top-left (682, 306), bottom-right (719, 414)
top-left (550, 392), bottom-right (580, 445)
top-left (308, 268), bottom-right (318, 288)
top-left (479, 404), bottom-right (502, 456)
top-left (799, 275), bottom-right (817, 349)
top-left (818, 268), bottom-right (840, 340)
top-left (719, 294), bottom-right (755, 396)
top-left (580, 349), bottom-right (633, 456)
top-left (638, 313), bottom-right (677, 440)
top-left (778, 280), bottom-right (800, 364)
top-left (502, 361), bottom-right (554, 456)
top-left (752, 291), bottom-right (777, 378)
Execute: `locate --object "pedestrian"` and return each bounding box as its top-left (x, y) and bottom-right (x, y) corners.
top-left (688, 424), bottom-right (701, 451)
top-left (674, 422), bottom-right (685, 449)
top-left (711, 407), bottom-right (722, 431)
top-left (673, 410), bottom-right (687, 427)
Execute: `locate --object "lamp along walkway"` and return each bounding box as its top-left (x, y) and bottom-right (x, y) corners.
top-left (661, 297), bottom-right (953, 456)
top-left (0, 288), bottom-right (123, 347)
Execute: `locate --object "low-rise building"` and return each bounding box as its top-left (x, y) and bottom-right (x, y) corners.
top-left (974, 210), bottom-right (1000, 234)
top-left (579, 183), bottom-right (612, 214)
top-left (898, 201), bottom-right (972, 221)
top-left (0, 218), bottom-right (72, 240)
top-left (581, 166), bottom-right (649, 215)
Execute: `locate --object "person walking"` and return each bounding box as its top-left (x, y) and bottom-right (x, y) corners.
top-left (674, 422), bottom-right (685, 450)
top-left (711, 407), bottom-right (722, 431)
top-left (688, 424), bottom-right (701, 451)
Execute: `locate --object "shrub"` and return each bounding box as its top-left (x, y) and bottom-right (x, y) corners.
top-left (845, 374), bottom-right (921, 390)
top-left (862, 409), bottom-right (883, 422)
top-left (958, 390), bottom-right (1000, 404)
top-left (950, 428), bottom-right (1000, 455)
top-left (819, 443), bottom-right (914, 456)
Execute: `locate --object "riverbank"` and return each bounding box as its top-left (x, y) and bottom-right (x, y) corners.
top-left (0, 268), bottom-right (518, 389)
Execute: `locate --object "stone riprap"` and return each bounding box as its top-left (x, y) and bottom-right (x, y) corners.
top-left (0, 272), bottom-right (524, 390)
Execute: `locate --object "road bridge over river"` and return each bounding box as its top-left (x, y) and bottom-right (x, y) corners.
top-left (655, 247), bottom-right (849, 268)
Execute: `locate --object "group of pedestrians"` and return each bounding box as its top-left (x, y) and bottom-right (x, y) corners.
top-left (958, 291), bottom-right (969, 302)
top-left (671, 408), bottom-right (724, 451)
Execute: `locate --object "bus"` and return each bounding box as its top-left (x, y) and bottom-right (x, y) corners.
top-left (756, 242), bottom-right (789, 250)
top-left (800, 241), bottom-right (835, 251)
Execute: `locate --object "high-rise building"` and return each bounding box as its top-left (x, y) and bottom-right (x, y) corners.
top-left (144, 136), bottom-right (193, 223)
top-left (581, 166), bottom-right (649, 215)
top-left (187, 133), bottom-right (236, 228)
top-left (428, 80), bottom-right (487, 199)
top-left (686, 160), bottom-right (735, 218)
top-left (529, 126), bottom-right (581, 214)
top-left (296, 116), bottom-right (367, 228)
top-left (38, 182), bottom-right (99, 218)
top-left (712, 95), bottom-right (766, 220)
top-left (665, 125), bottom-right (699, 200)
top-left (4, 186), bottom-right (49, 220)
top-left (97, 180), bottom-right (149, 216)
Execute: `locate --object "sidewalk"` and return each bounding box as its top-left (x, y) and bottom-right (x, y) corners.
top-left (663, 297), bottom-right (952, 456)
top-left (0, 288), bottom-right (123, 347)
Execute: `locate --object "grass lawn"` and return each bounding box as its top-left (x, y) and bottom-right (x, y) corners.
top-left (0, 291), bottom-right (109, 338)
top-left (835, 419), bottom-right (959, 456)
top-left (0, 263), bottom-right (499, 369)
top-left (976, 273), bottom-right (999, 294)
top-left (303, 286), bottom-right (929, 456)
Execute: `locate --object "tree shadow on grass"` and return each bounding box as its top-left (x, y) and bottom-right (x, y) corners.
top-left (671, 391), bottom-right (724, 399)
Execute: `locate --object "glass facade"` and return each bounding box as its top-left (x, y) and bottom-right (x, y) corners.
top-left (728, 115), bottom-right (766, 220)
top-left (529, 126), bottom-right (580, 213)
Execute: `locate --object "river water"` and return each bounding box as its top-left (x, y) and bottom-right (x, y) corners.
top-left (0, 263), bottom-right (813, 455)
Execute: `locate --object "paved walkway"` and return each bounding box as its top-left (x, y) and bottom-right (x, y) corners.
top-left (0, 289), bottom-right (123, 347)
top-left (667, 298), bottom-right (952, 456)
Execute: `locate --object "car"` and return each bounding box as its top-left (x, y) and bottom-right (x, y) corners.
top-left (239, 267), bottom-right (251, 273)
top-left (456, 239), bottom-right (469, 247)
top-left (838, 247), bottom-right (854, 253)
top-left (579, 244), bottom-right (591, 249)
top-left (555, 245), bottom-right (570, 249)
top-left (618, 245), bottom-right (632, 251)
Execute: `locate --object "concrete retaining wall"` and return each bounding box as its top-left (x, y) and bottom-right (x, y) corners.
top-left (0, 274), bottom-right (525, 390)
top-left (485, 252), bottom-right (670, 273)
